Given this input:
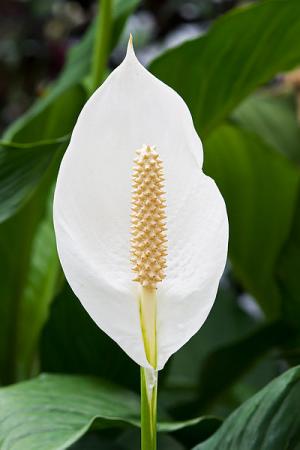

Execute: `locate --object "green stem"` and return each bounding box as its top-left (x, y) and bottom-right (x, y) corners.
top-left (141, 367), bottom-right (158, 450)
top-left (90, 0), bottom-right (112, 94)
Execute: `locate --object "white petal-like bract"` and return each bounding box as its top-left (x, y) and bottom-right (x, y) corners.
top-left (53, 42), bottom-right (228, 370)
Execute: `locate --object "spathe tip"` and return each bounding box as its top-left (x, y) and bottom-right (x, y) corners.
top-left (129, 33), bottom-right (133, 47)
top-left (126, 33), bottom-right (135, 57)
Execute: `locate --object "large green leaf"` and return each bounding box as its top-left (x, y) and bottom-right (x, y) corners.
top-left (15, 193), bottom-right (61, 379)
top-left (0, 374), bottom-right (140, 450)
top-left (0, 374), bottom-right (216, 450)
top-left (0, 171), bottom-right (59, 384)
top-left (204, 124), bottom-right (300, 317)
top-left (149, 0), bottom-right (300, 136)
top-left (193, 365), bottom-right (300, 450)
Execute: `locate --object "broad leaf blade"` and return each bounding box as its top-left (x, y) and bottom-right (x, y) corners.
top-left (192, 365), bottom-right (300, 450)
top-left (0, 374), bottom-right (140, 450)
top-left (16, 193), bottom-right (61, 379)
top-left (0, 184), bottom-right (56, 383)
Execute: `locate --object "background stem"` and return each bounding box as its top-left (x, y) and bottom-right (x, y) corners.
top-left (90, 0), bottom-right (112, 94)
top-left (141, 367), bottom-right (158, 450)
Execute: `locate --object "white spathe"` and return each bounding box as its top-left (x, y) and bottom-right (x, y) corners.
top-left (53, 41), bottom-right (229, 370)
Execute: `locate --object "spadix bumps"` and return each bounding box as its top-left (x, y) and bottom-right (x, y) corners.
top-left (131, 145), bottom-right (167, 288)
top-left (53, 40), bottom-right (228, 370)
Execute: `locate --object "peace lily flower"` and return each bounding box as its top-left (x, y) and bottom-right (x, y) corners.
top-left (53, 37), bottom-right (228, 449)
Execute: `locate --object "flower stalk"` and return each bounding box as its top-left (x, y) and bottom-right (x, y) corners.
top-left (141, 366), bottom-right (158, 450)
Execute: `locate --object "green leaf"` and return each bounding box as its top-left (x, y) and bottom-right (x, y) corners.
top-left (0, 178), bottom-right (58, 383)
top-left (0, 374), bottom-right (140, 450)
top-left (204, 124), bottom-right (300, 317)
top-left (149, 0), bottom-right (300, 136)
top-left (232, 93), bottom-right (300, 164)
top-left (0, 374), bottom-right (215, 450)
top-left (15, 193), bottom-right (61, 379)
top-left (0, 136), bottom-right (69, 222)
top-left (192, 365), bottom-right (300, 450)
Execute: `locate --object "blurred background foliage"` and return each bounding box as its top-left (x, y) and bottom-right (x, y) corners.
top-left (1, 0), bottom-right (300, 449)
